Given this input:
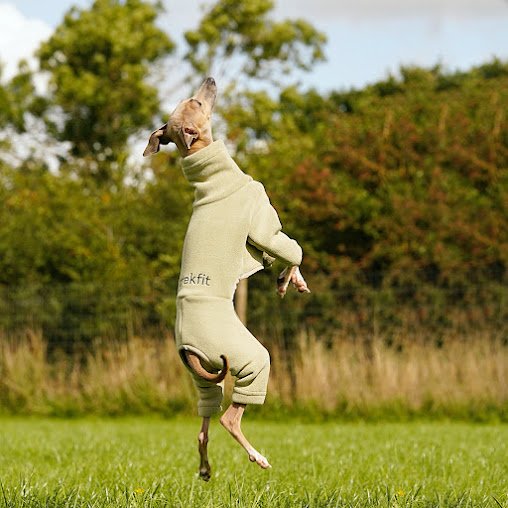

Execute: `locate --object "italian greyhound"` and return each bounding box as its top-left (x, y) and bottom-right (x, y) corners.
top-left (143, 77), bottom-right (310, 480)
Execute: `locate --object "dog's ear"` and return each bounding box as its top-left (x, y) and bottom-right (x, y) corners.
top-left (180, 126), bottom-right (199, 150)
top-left (143, 124), bottom-right (171, 157)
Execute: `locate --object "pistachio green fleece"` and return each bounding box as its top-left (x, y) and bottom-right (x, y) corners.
top-left (175, 140), bottom-right (302, 416)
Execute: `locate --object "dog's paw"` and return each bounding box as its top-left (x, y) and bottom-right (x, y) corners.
top-left (199, 468), bottom-right (211, 481)
top-left (247, 448), bottom-right (271, 469)
top-left (292, 267), bottom-right (311, 294)
top-left (277, 267), bottom-right (292, 297)
top-left (277, 267), bottom-right (310, 297)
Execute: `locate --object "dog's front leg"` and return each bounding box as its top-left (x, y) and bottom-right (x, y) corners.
top-left (277, 266), bottom-right (311, 297)
top-left (198, 417), bottom-right (212, 481)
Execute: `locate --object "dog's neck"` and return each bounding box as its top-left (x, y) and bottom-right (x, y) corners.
top-left (181, 140), bottom-right (251, 207)
top-left (181, 137), bottom-right (212, 158)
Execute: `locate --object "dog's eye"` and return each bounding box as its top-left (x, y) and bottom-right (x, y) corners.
top-left (191, 99), bottom-right (202, 107)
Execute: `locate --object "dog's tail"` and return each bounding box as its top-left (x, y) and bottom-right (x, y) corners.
top-left (184, 351), bottom-right (229, 383)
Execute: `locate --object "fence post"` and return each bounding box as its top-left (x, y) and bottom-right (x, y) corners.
top-left (235, 278), bottom-right (248, 326)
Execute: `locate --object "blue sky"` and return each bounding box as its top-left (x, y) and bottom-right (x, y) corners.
top-left (1, 0), bottom-right (508, 92)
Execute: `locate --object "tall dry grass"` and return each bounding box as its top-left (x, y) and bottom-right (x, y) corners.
top-left (269, 331), bottom-right (508, 419)
top-left (0, 328), bottom-right (507, 420)
top-left (0, 330), bottom-right (194, 416)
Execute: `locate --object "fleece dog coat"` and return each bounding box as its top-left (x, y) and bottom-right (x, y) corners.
top-left (175, 140), bottom-right (302, 417)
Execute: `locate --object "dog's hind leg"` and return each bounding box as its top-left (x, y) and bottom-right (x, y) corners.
top-left (220, 403), bottom-right (271, 469)
top-left (198, 417), bottom-right (212, 481)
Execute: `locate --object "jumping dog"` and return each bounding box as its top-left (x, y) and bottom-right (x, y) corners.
top-left (143, 77), bottom-right (310, 480)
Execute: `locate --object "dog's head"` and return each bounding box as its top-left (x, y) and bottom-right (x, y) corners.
top-left (143, 77), bottom-right (217, 157)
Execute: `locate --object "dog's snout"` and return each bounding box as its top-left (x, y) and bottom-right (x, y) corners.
top-left (192, 77), bottom-right (217, 113)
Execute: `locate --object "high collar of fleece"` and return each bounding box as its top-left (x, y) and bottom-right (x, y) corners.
top-left (181, 140), bottom-right (251, 206)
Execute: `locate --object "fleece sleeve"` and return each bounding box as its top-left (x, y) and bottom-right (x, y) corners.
top-left (248, 184), bottom-right (303, 266)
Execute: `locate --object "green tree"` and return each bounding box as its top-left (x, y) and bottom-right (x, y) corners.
top-left (216, 61), bottom-right (508, 336)
top-left (183, 0), bottom-right (326, 87)
top-left (0, 62), bottom-right (46, 132)
top-left (37, 0), bottom-right (174, 181)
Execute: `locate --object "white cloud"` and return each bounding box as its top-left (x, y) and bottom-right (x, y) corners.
top-left (275, 0), bottom-right (508, 20)
top-left (0, 2), bottom-right (52, 80)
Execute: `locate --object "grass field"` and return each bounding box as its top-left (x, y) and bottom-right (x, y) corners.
top-left (0, 417), bottom-right (506, 507)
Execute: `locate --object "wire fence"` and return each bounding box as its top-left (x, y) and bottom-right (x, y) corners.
top-left (1, 272), bottom-right (506, 349)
